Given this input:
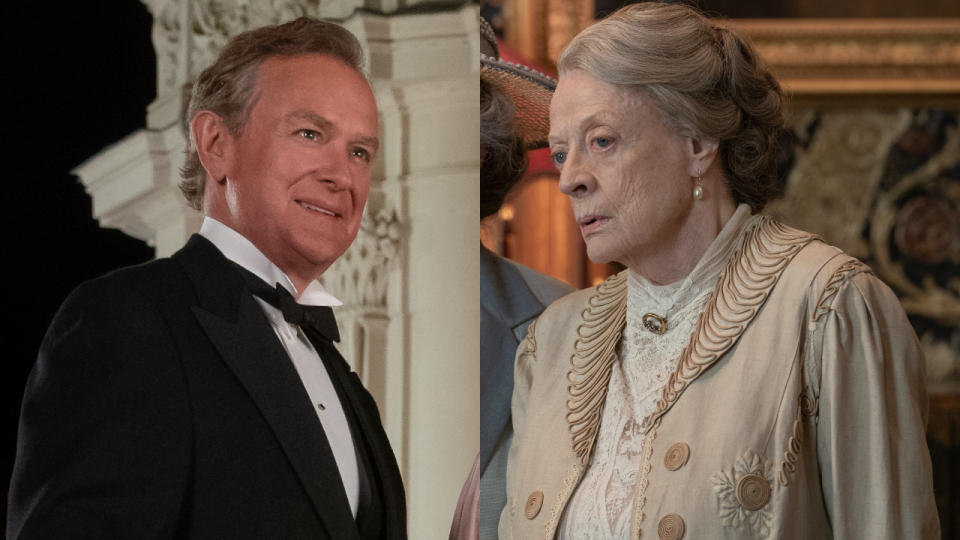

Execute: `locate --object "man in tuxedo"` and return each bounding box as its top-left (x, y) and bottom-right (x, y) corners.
top-left (8, 18), bottom-right (405, 539)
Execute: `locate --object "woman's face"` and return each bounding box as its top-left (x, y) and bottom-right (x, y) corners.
top-left (549, 70), bottom-right (698, 270)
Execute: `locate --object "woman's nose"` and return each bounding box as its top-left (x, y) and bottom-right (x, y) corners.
top-left (557, 153), bottom-right (594, 197)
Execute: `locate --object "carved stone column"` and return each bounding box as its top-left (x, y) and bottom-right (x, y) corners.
top-left (72, 1), bottom-right (478, 537)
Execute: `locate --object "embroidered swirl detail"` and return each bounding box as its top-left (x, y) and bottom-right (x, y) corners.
top-left (566, 272), bottom-right (628, 466)
top-left (779, 391), bottom-right (818, 486)
top-left (642, 217), bottom-right (817, 429)
top-left (778, 415), bottom-right (803, 486)
top-left (799, 392), bottom-right (818, 417)
top-left (812, 259), bottom-right (873, 322)
top-left (629, 418), bottom-right (661, 539)
top-left (712, 450), bottom-right (775, 537)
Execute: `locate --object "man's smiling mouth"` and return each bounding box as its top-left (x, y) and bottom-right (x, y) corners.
top-left (297, 200), bottom-right (338, 217)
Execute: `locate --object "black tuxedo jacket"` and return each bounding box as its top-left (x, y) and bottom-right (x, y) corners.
top-left (8, 235), bottom-right (406, 539)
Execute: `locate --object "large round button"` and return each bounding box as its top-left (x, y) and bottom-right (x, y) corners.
top-left (736, 473), bottom-right (771, 511)
top-left (663, 442), bottom-right (690, 471)
top-left (657, 513), bottom-right (685, 539)
top-left (525, 490), bottom-right (544, 519)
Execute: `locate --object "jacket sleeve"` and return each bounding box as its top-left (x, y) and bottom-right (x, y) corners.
top-left (8, 278), bottom-right (192, 539)
top-left (814, 271), bottom-right (940, 539)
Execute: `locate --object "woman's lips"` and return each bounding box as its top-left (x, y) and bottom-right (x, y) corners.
top-left (578, 215), bottom-right (610, 236)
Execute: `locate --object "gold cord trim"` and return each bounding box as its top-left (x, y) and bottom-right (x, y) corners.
top-left (518, 318), bottom-right (538, 365)
top-left (565, 272), bottom-right (628, 466)
top-left (642, 217), bottom-right (817, 429)
top-left (778, 391), bottom-right (819, 486)
top-left (812, 260), bottom-right (873, 322)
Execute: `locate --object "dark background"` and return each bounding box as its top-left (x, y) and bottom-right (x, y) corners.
top-left (5, 0), bottom-right (157, 522)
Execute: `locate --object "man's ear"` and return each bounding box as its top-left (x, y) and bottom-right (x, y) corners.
top-left (191, 111), bottom-right (234, 184)
top-left (687, 135), bottom-right (720, 178)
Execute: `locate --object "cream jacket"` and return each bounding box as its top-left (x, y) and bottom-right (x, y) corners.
top-left (499, 216), bottom-right (940, 539)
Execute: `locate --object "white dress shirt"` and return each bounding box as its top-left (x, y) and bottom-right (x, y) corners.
top-left (200, 217), bottom-right (360, 518)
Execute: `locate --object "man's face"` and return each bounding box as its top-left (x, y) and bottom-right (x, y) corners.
top-left (219, 54), bottom-right (378, 281)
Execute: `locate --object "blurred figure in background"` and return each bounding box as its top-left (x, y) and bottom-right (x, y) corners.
top-left (449, 18), bottom-right (573, 540)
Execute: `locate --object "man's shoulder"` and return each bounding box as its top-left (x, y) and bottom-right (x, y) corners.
top-left (503, 259), bottom-right (574, 307)
top-left (39, 256), bottom-right (189, 356)
top-left (52, 251), bottom-right (199, 332)
top-left (70, 234), bottom-right (228, 306)
top-left (79, 255), bottom-right (187, 302)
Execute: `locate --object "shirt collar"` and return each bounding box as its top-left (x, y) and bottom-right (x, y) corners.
top-left (199, 217), bottom-right (343, 307)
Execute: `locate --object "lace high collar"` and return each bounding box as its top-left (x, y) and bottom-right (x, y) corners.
top-left (626, 204), bottom-right (753, 331)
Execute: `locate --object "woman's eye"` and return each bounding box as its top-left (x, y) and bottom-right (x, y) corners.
top-left (551, 151), bottom-right (567, 167)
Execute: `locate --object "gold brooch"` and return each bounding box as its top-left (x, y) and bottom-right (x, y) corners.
top-left (642, 313), bottom-right (667, 335)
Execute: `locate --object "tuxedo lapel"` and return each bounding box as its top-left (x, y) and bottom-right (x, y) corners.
top-left (306, 330), bottom-right (405, 537)
top-left (175, 235), bottom-right (361, 540)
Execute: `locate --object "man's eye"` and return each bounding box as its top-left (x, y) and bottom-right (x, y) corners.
top-left (594, 137), bottom-right (611, 148)
top-left (351, 148), bottom-right (371, 162)
top-left (551, 151), bottom-right (567, 167)
top-left (298, 129), bottom-right (320, 141)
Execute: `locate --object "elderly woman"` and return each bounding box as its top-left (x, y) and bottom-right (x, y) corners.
top-left (499, 3), bottom-right (939, 540)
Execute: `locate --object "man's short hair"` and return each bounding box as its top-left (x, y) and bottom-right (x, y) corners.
top-left (181, 17), bottom-right (365, 211)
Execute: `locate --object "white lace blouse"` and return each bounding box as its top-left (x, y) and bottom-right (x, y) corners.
top-left (558, 205), bottom-right (752, 539)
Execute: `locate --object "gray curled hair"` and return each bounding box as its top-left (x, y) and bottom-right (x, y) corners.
top-left (558, 2), bottom-right (785, 211)
top-left (180, 17), bottom-right (364, 211)
top-left (481, 79), bottom-right (528, 219)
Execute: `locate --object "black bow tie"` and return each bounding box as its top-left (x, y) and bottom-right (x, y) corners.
top-left (234, 264), bottom-right (341, 342)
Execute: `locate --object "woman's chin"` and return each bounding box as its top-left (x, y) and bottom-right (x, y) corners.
top-left (584, 244), bottom-right (617, 266)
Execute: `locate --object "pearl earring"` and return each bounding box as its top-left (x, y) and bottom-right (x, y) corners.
top-left (693, 171), bottom-right (704, 200)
